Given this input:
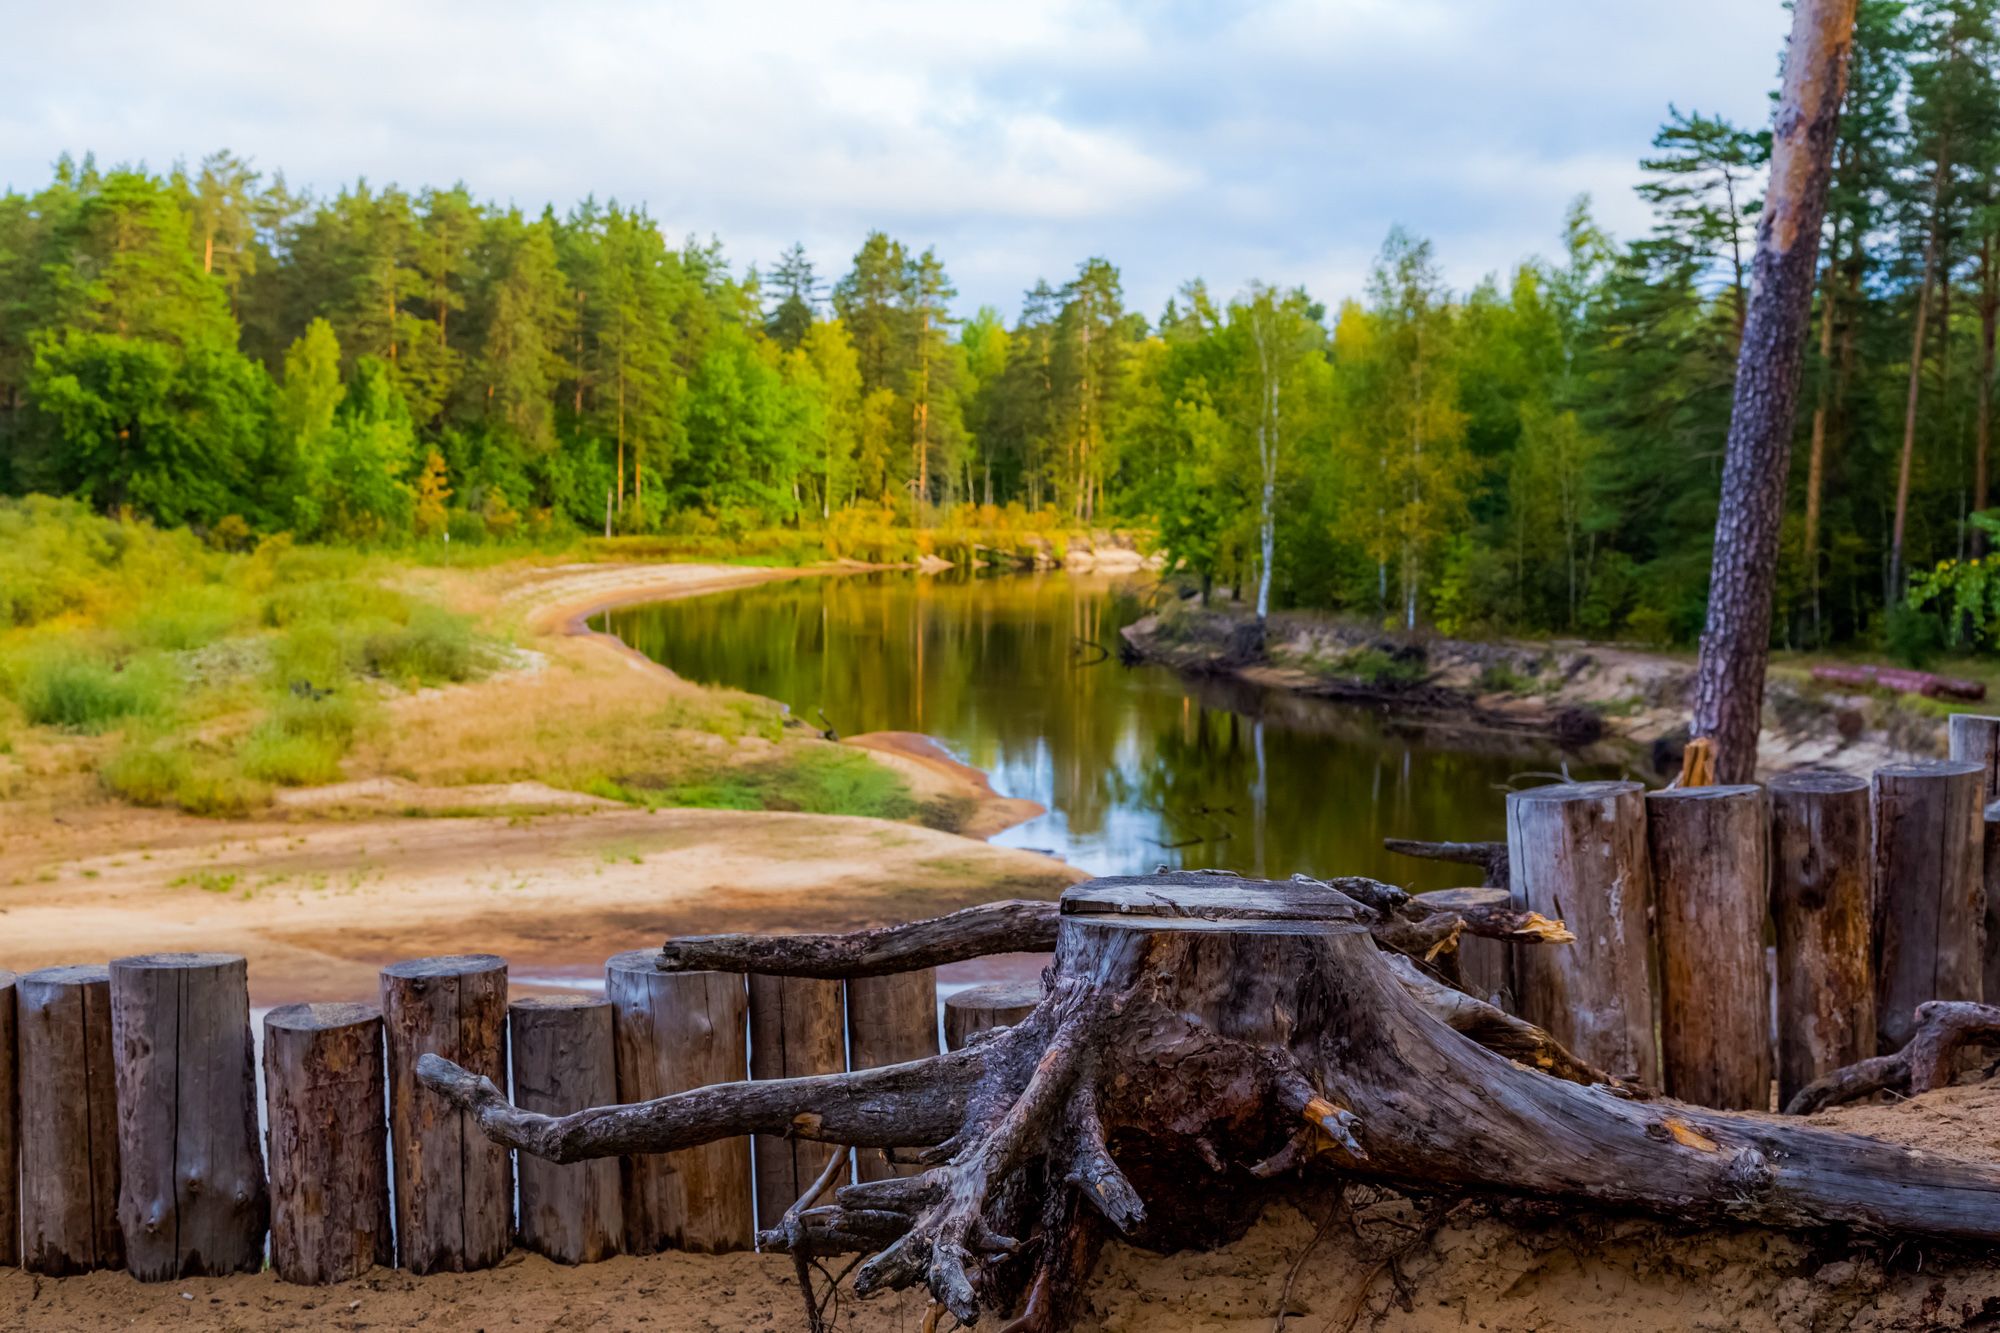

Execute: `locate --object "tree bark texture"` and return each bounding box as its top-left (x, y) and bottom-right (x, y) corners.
top-left (1690, 0), bottom-right (1859, 784)
top-left (1648, 786), bottom-right (1772, 1109)
top-left (263, 1002), bottom-right (392, 1285)
top-left (421, 874), bottom-right (2000, 1327)
top-left (381, 954), bottom-right (513, 1274)
top-left (510, 995), bottom-right (624, 1265)
top-left (1947, 714), bottom-right (2000, 1002)
top-left (109, 952), bottom-right (268, 1280)
top-left (1505, 781), bottom-right (1660, 1084)
top-left (847, 970), bottom-right (941, 1182)
top-left (606, 951), bottom-right (754, 1253)
top-left (944, 981), bottom-right (1044, 1052)
top-left (1414, 887), bottom-right (1512, 1007)
top-left (0, 970), bottom-right (14, 1270)
top-left (1872, 761), bottom-right (1985, 1051)
top-left (749, 974), bottom-right (848, 1229)
top-left (16, 965), bottom-right (122, 1276)
top-left (1768, 772), bottom-right (1876, 1108)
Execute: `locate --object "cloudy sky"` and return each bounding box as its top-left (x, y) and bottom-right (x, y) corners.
top-left (4, 1), bottom-right (1789, 320)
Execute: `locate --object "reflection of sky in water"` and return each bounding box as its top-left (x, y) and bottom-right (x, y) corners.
top-left (598, 573), bottom-right (1615, 892)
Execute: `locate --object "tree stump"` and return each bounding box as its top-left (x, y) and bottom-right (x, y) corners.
top-left (510, 995), bottom-right (624, 1264)
top-left (422, 873), bottom-right (2000, 1328)
top-left (606, 951), bottom-right (753, 1253)
top-left (1947, 714), bottom-right (2000, 1005)
top-left (0, 970), bottom-right (16, 1270)
top-left (1872, 761), bottom-right (1984, 1051)
top-left (1505, 781), bottom-right (1659, 1084)
top-left (847, 969), bottom-right (941, 1180)
top-left (381, 954), bottom-right (512, 1274)
top-left (17, 965), bottom-right (121, 1276)
top-left (748, 974), bottom-right (847, 1229)
top-left (1414, 887), bottom-right (1512, 1006)
top-left (263, 1002), bottom-right (391, 1285)
top-left (1647, 785), bottom-right (1771, 1109)
top-left (1769, 772), bottom-right (1875, 1107)
top-left (944, 981), bottom-right (1043, 1051)
top-left (109, 952), bottom-right (268, 1280)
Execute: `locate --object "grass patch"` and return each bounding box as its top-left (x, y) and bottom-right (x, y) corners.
top-left (595, 745), bottom-right (919, 820)
top-left (1338, 647), bottom-right (1426, 690)
top-left (12, 648), bottom-right (174, 732)
top-left (100, 734), bottom-right (270, 816)
top-left (362, 605), bottom-right (482, 685)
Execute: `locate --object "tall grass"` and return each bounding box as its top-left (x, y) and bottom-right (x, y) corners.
top-left (12, 648), bottom-right (174, 732)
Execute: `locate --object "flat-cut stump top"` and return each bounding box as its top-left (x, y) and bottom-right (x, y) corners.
top-left (1059, 874), bottom-right (1370, 927)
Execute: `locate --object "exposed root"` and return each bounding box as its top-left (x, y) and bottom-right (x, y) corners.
top-left (1786, 1000), bottom-right (2000, 1114)
top-left (1385, 954), bottom-right (1634, 1093)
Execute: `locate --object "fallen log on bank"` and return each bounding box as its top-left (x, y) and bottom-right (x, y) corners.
top-left (420, 873), bottom-right (2000, 1329)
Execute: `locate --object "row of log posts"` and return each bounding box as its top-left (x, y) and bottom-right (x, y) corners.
top-left (748, 974), bottom-right (846, 1226)
top-left (0, 970), bottom-right (14, 1272)
top-left (1504, 747), bottom-right (1995, 1112)
top-left (846, 971), bottom-right (941, 1182)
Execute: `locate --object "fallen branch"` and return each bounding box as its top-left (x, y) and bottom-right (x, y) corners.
top-left (1382, 838), bottom-right (1509, 888)
top-left (1786, 1000), bottom-right (2000, 1114)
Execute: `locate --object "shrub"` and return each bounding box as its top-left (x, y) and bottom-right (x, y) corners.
top-left (13, 650), bottom-right (172, 732)
top-left (1883, 601), bottom-right (1944, 670)
top-left (239, 728), bottom-right (344, 785)
top-left (102, 735), bottom-right (268, 815)
top-left (362, 605), bottom-right (481, 684)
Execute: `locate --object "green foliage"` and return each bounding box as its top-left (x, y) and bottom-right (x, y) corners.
top-left (361, 605), bottom-right (481, 684)
top-left (1883, 601), bottom-right (1946, 668)
top-left (11, 647), bottom-right (173, 731)
top-left (1908, 515), bottom-right (2000, 650)
top-left (595, 744), bottom-right (917, 820)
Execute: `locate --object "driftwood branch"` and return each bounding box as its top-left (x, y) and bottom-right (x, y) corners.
top-left (1786, 1001), bottom-right (2000, 1114)
top-left (1382, 838), bottom-right (1510, 887)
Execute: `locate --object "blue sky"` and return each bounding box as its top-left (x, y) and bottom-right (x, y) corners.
top-left (3, 0), bottom-right (1789, 322)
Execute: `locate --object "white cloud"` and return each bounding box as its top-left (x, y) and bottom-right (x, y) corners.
top-left (1, 0), bottom-right (1793, 319)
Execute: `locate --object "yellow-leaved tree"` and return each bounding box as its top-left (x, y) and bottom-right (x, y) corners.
top-left (414, 450), bottom-right (452, 539)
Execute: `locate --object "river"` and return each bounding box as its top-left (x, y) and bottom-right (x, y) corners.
top-left (593, 571), bottom-right (1615, 892)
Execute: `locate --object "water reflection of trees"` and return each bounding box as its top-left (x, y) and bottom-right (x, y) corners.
top-left (601, 575), bottom-right (1613, 889)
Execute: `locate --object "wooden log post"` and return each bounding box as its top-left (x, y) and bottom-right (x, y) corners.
top-left (17, 965), bottom-right (121, 1276)
top-left (1872, 761), bottom-right (1984, 1051)
top-left (1769, 772), bottom-right (1876, 1107)
top-left (109, 953), bottom-right (268, 1280)
top-left (847, 969), bottom-right (942, 1181)
top-left (0, 970), bottom-right (15, 1270)
top-left (606, 951), bottom-right (752, 1253)
top-left (943, 981), bottom-right (1043, 1051)
top-left (510, 995), bottom-right (624, 1264)
top-left (1947, 713), bottom-right (2000, 1003)
top-left (1505, 781), bottom-right (1659, 1085)
top-left (381, 954), bottom-right (513, 1274)
top-left (1413, 887), bottom-right (1512, 1007)
top-left (263, 1003), bottom-right (391, 1285)
top-left (747, 974), bottom-right (846, 1230)
top-left (1646, 786), bottom-right (1771, 1109)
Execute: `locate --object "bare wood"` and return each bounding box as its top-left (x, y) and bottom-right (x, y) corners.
top-left (381, 954), bottom-right (512, 1274)
top-left (1769, 772), bottom-right (1875, 1107)
top-left (1415, 888), bottom-right (1511, 1005)
top-left (1788, 1000), bottom-right (2000, 1113)
top-left (1690, 0), bottom-right (1858, 782)
top-left (17, 965), bottom-right (121, 1275)
top-left (1506, 781), bottom-right (1660, 1084)
top-left (510, 995), bottom-right (624, 1264)
top-left (426, 874), bottom-right (2000, 1324)
top-left (846, 970), bottom-right (941, 1182)
top-left (749, 974), bottom-right (848, 1229)
top-left (109, 952), bottom-right (268, 1279)
top-left (944, 981), bottom-right (1044, 1051)
top-left (1677, 737), bottom-right (1717, 788)
top-left (1648, 786), bottom-right (1771, 1109)
top-left (662, 901), bottom-right (1061, 977)
top-left (1946, 714), bottom-right (2000, 1002)
top-left (0, 970), bottom-right (14, 1269)
top-left (607, 950), bottom-right (753, 1253)
top-left (1382, 838), bottom-right (1508, 887)
top-left (264, 1002), bottom-right (391, 1284)
top-left (1872, 761), bottom-right (1984, 1051)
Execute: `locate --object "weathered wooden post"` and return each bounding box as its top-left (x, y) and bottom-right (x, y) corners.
top-left (1947, 713), bottom-right (2000, 1002)
top-left (1769, 771), bottom-right (1876, 1108)
top-left (847, 969), bottom-right (942, 1181)
top-left (0, 970), bottom-right (16, 1270)
top-left (109, 953), bottom-right (267, 1279)
top-left (606, 951), bottom-right (752, 1253)
top-left (381, 954), bottom-right (513, 1273)
top-left (748, 974), bottom-right (847, 1229)
top-left (263, 1002), bottom-right (392, 1285)
top-left (1505, 781), bottom-right (1659, 1085)
top-left (1646, 786), bottom-right (1771, 1109)
top-left (943, 980), bottom-right (1042, 1051)
top-left (510, 995), bottom-right (624, 1264)
top-left (1872, 761), bottom-right (1984, 1051)
top-left (1413, 887), bottom-right (1512, 1007)
top-left (17, 965), bottom-right (122, 1275)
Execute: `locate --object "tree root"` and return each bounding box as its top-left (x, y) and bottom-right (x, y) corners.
top-left (1786, 1000), bottom-right (2000, 1113)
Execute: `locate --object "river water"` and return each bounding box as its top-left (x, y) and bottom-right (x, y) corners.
top-left (594, 571), bottom-right (1613, 892)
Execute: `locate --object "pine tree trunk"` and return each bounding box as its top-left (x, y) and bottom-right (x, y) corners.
top-left (1891, 155), bottom-right (1949, 601)
top-left (1690, 0), bottom-right (1858, 784)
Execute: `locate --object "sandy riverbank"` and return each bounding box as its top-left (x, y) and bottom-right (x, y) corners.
top-left (0, 558), bottom-right (1075, 1004)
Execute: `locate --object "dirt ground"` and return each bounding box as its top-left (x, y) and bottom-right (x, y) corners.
top-left (8, 1086), bottom-right (2000, 1331)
